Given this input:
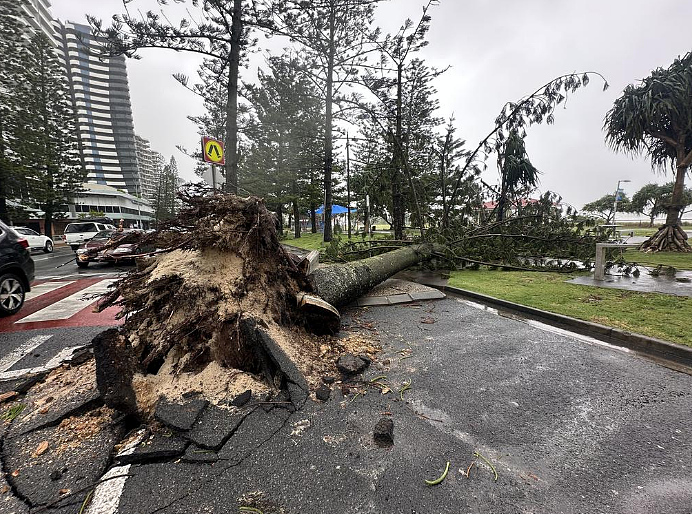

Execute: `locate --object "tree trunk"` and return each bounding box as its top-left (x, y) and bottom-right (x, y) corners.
top-left (224, 0), bottom-right (241, 195)
top-left (308, 243), bottom-right (436, 308)
top-left (391, 64), bottom-right (404, 241)
top-left (322, 7), bottom-right (335, 243)
top-left (666, 162), bottom-right (687, 225)
top-left (276, 203), bottom-right (283, 236)
top-left (311, 203), bottom-right (317, 233)
top-left (293, 198), bottom-right (300, 239)
top-left (44, 208), bottom-right (53, 240)
top-left (641, 154), bottom-right (692, 252)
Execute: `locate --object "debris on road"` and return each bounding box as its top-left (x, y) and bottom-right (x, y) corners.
top-left (425, 461), bottom-right (450, 486)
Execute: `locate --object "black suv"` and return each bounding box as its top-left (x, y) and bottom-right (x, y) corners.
top-left (0, 220), bottom-right (35, 316)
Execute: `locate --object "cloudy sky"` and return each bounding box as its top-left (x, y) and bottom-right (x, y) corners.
top-left (52, 0), bottom-right (692, 209)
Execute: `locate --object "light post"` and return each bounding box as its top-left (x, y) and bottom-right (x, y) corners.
top-left (612, 179), bottom-right (631, 224)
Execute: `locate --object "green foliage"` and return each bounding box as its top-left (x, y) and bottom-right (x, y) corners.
top-left (153, 157), bottom-right (180, 222)
top-left (11, 33), bottom-right (85, 238)
top-left (582, 193), bottom-right (630, 222)
top-left (630, 183), bottom-right (692, 225)
top-left (448, 270), bottom-right (692, 346)
top-left (0, 1), bottom-right (32, 223)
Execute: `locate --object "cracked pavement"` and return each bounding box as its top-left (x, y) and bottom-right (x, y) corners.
top-left (2, 296), bottom-right (692, 513)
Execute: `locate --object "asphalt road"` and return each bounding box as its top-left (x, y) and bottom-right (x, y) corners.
top-left (30, 245), bottom-right (133, 281)
top-left (106, 297), bottom-right (692, 514)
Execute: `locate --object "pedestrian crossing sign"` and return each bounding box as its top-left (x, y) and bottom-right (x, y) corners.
top-left (202, 136), bottom-right (225, 165)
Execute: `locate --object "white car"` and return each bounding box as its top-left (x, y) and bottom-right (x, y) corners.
top-left (64, 221), bottom-right (116, 251)
top-left (10, 227), bottom-right (53, 253)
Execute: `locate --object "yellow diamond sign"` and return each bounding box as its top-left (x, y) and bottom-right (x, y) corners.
top-left (202, 136), bottom-right (225, 165)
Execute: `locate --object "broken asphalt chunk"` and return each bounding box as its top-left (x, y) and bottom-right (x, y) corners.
top-left (336, 353), bottom-right (369, 375)
top-left (373, 417), bottom-right (394, 448)
top-left (187, 404), bottom-right (247, 451)
top-left (154, 398), bottom-right (209, 432)
top-left (315, 385), bottom-right (331, 402)
top-left (231, 389), bottom-right (252, 407)
top-left (116, 432), bottom-right (188, 465)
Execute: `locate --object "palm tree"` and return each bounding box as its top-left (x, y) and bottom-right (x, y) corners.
top-left (604, 52), bottom-right (692, 252)
top-left (496, 130), bottom-right (540, 221)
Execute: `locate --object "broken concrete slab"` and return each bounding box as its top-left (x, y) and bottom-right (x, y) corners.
top-left (357, 296), bottom-right (390, 307)
top-left (409, 290), bottom-right (446, 301)
top-left (154, 398), bottom-right (209, 432)
top-left (387, 293), bottom-right (413, 304)
top-left (187, 404), bottom-right (248, 451)
top-left (116, 432), bottom-right (188, 465)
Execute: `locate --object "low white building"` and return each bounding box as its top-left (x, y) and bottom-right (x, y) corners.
top-left (68, 183), bottom-right (154, 229)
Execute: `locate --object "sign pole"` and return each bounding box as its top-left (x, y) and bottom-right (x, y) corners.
top-left (211, 164), bottom-right (216, 190)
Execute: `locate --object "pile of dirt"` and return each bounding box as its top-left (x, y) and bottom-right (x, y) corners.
top-left (95, 191), bottom-right (319, 416)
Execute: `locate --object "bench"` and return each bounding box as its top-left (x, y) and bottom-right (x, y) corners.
top-left (594, 243), bottom-right (640, 280)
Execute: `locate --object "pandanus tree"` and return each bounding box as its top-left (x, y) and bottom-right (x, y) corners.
top-left (604, 52), bottom-right (692, 252)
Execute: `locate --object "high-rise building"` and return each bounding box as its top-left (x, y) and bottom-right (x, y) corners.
top-left (55, 21), bottom-right (140, 194)
top-left (134, 135), bottom-right (165, 202)
top-left (19, 0), bottom-right (58, 47)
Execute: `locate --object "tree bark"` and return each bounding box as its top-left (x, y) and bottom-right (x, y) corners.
top-left (666, 161), bottom-right (688, 225)
top-left (310, 203), bottom-right (316, 233)
top-left (224, 0), bottom-right (241, 195)
top-left (308, 243), bottom-right (436, 308)
top-left (322, 5), bottom-right (336, 243)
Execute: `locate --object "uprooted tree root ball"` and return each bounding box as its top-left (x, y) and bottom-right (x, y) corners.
top-left (94, 190), bottom-right (323, 417)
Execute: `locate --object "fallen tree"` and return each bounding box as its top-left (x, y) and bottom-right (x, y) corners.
top-left (93, 189), bottom-right (437, 420)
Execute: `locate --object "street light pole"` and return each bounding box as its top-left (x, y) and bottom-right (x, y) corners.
top-left (612, 179), bottom-right (631, 224)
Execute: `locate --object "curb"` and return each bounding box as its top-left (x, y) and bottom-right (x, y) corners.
top-left (438, 284), bottom-right (692, 372)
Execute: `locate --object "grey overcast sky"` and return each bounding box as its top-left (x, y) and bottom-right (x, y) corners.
top-left (52, 0), bottom-right (692, 209)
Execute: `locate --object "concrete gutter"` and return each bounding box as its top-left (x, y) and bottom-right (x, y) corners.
top-left (438, 284), bottom-right (692, 374)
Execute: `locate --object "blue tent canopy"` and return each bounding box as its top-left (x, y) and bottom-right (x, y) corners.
top-left (315, 204), bottom-right (357, 215)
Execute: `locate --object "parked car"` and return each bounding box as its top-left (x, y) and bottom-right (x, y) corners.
top-left (0, 220), bottom-right (34, 316)
top-left (75, 229), bottom-right (143, 268)
top-left (10, 227), bottom-right (53, 253)
top-left (64, 221), bottom-right (116, 251)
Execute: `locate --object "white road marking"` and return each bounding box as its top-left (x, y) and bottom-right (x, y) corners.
top-left (0, 335), bottom-right (52, 372)
top-left (458, 298), bottom-right (630, 353)
top-left (85, 464), bottom-right (131, 514)
top-left (24, 281), bottom-right (74, 301)
top-left (0, 345), bottom-right (87, 381)
top-left (85, 432), bottom-right (144, 514)
top-left (524, 319), bottom-right (631, 353)
top-left (16, 279), bottom-right (115, 324)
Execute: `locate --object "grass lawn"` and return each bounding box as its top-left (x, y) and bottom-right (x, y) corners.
top-left (448, 270), bottom-right (692, 347)
top-left (621, 249), bottom-right (692, 270)
top-left (281, 232), bottom-right (389, 251)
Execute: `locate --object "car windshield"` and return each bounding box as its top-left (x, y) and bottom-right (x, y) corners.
top-left (65, 223), bottom-right (96, 233)
top-left (93, 230), bottom-right (115, 239)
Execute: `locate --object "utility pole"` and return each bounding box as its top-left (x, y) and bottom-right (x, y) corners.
top-left (346, 133), bottom-right (351, 239)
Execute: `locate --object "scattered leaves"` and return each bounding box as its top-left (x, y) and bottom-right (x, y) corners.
top-left (425, 461), bottom-right (450, 486)
top-left (33, 441), bottom-right (49, 457)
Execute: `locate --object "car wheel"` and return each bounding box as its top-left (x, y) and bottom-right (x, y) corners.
top-left (43, 240), bottom-right (53, 253)
top-left (0, 273), bottom-right (25, 316)
top-left (76, 260), bottom-right (89, 269)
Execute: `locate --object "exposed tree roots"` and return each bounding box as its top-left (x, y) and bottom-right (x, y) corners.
top-left (640, 224), bottom-right (691, 252)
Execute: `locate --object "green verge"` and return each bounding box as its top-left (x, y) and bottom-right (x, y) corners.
top-left (621, 249), bottom-right (692, 270)
top-left (448, 270), bottom-right (692, 347)
top-left (282, 232), bottom-right (389, 251)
